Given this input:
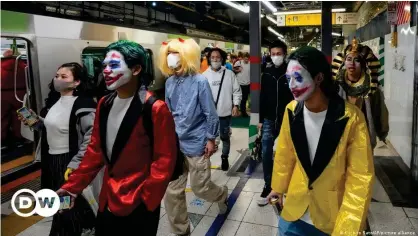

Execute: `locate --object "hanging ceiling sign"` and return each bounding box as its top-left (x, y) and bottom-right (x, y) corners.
top-left (186, 28), bottom-right (225, 41)
top-left (277, 15), bottom-right (285, 26)
top-left (387, 1), bottom-right (397, 25)
top-left (284, 13), bottom-right (336, 26)
top-left (335, 13), bottom-right (358, 25)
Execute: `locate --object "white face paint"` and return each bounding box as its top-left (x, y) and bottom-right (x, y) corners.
top-left (286, 60), bottom-right (315, 101)
top-left (102, 50), bottom-right (132, 90)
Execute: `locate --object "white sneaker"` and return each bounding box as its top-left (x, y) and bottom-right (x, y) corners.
top-left (257, 197), bottom-right (269, 206)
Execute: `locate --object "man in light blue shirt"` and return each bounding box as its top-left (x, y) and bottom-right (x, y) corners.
top-left (160, 38), bottom-right (229, 236)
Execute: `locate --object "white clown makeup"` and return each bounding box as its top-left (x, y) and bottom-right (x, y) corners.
top-left (102, 50), bottom-right (132, 90)
top-left (286, 60), bottom-right (315, 101)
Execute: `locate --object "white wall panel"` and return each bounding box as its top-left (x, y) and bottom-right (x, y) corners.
top-left (384, 24), bottom-right (417, 167)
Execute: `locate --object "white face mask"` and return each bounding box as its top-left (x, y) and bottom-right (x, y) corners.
top-left (167, 53), bottom-right (180, 69)
top-left (271, 56), bottom-right (284, 67)
top-left (211, 61), bottom-right (221, 69)
top-left (286, 60), bottom-right (315, 101)
top-left (102, 50), bottom-right (132, 91)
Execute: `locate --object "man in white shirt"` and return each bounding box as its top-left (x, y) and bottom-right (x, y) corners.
top-left (203, 48), bottom-right (242, 171)
top-left (233, 52), bottom-right (250, 117)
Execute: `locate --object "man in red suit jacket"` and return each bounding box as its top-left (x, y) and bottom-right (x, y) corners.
top-left (57, 40), bottom-right (177, 236)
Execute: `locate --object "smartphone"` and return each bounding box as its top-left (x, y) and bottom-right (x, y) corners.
top-left (59, 196), bottom-right (71, 210)
top-left (17, 107), bottom-right (39, 127)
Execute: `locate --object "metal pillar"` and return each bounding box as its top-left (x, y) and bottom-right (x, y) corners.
top-left (411, 1), bottom-right (418, 185)
top-left (321, 1), bottom-right (333, 62)
top-left (248, 1), bottom-right (261, 150)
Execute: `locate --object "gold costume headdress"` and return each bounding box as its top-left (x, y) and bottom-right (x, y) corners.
top-left (331, 37), bottom-right (381, 96)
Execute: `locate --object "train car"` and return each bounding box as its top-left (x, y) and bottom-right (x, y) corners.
top-left (1, 10), bottom-right (251, 195)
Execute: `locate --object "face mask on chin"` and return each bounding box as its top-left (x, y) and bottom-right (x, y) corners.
top-left (167, 53), bottom-right (180, 69)
top-left (271, 56), bottom-right (284, 67)
top-left (102, 50), bottom-right (132, 91)
top-left (53, 78), bottom-right (75, 92)
top-left (286, 60), bottom-right (315, 102)
top-left (211, 61), bottom-right (222, 69)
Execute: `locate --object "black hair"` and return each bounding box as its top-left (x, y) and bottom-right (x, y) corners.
top-left (287, 46), bottom-right (338, 98)
top-left (204, 47), bottom-right (212, 54)
top-left (206, 48), bottom-right (228, 66)
top-left (43, 78), bottom-right (60, 113)
top-left (269, 39), bottom-right (288, 55)
top-left (58, 62), bottom-right (94, 97)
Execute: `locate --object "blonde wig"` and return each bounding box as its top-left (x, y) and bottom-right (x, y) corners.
top-left (158, 38), bottom-right (201, 76)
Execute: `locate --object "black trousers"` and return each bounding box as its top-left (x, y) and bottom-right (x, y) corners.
top-left (240, 85), bottom-right (250, 115)
top-left (95, 203), bottom-right (160, 236)
top-left (47, 153), bottom-right (95, 236)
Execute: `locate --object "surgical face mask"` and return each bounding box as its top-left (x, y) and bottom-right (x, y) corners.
top-left (102, 50), bottom-right (132, 90)
top-left (286, 60), bottom-right (315, 101)
top-left (271, 56), bottom-right (284, 67)
top-left (53, 78), bottom-right (75, 92)
top-left (167, 53), bottom-right (180, 69)
top-left (211, 61), bottom-right (222, 69)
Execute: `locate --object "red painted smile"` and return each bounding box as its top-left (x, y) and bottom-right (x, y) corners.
top-left (291, 87), bottom-right (310, 98)
top-left (105, 74), bottom-right (123, 86)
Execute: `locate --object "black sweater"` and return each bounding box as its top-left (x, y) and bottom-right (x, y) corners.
top-left (259, 63), bottom-right (294, 130)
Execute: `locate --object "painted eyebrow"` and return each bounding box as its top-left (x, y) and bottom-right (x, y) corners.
top-left (294, 72), bottom-right (302, 77)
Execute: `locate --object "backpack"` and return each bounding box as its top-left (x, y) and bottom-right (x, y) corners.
top-left (140, 93), bottom-right (185, 182)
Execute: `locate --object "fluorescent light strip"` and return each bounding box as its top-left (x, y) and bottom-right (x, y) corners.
top-left (262, 0), bottom-right (277, 13)
top-left (274, 8), bottom-right (346, 15)
top-left (332, 32), bottom-right (342, 36)
top-left (222, 1), bottom-right (249, 13)
top-left (268, 26), bottom-right (284, 38)
top-left (266, 15), bottom-right (276, 24)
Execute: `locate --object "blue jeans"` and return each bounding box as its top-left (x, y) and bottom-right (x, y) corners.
top-left (278, 217), bottom-right (329, 236)
top-left (219, 116), bottom-right (231, 157)
top-left (262, 119), bottom-right (279, 189)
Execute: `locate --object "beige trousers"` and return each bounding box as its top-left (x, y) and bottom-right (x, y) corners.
top-left (164, 155), bottom-right (228, 234)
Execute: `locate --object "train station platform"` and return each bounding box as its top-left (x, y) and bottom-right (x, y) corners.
top-left (2, 128), bottom-right (418, 236)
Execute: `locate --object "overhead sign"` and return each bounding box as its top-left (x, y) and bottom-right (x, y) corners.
top-left (335, 13), bottom-right (358, 25)
top-left (387, 1), bottom-right (397, 25)
top-left (285, 13), bottom-right (336, 26)
top-left (277, 15), bottom-right (285, 27)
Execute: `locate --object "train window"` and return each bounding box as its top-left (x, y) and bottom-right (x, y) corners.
top-left (1, 37), bottom-right (35, 170)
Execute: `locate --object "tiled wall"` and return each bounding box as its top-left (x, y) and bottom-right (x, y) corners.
top-left (384, 24), bottom-right (417, 167)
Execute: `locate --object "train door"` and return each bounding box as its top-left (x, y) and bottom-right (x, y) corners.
top-left (1, 37), bottom-right (38, 176)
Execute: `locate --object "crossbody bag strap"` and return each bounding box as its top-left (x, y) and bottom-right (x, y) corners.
top-left (215, 70), bottom-right (226, 108)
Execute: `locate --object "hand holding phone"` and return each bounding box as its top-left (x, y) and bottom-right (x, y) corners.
top-left (59, 196), bottom-right (71, 210)
top-left (17, 107), bottom-right (40, 127)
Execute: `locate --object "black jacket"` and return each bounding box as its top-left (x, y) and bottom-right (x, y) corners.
top-left (259, 63), bottom-right (294, 130)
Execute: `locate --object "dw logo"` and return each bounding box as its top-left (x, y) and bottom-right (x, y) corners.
top-left (11, 189), bottom-right (60, 217)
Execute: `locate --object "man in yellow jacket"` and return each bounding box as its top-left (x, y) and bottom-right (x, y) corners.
top-left (267, 46), bottom-right (374, 236)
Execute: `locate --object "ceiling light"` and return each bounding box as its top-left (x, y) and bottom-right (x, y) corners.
top-left (266, 15), bottom-right (277, 24)
top-left (152, 2), bottom-right (156, 7)
top-left (222, 1), bottom-right (250, 13)
top-left (268, 26), bottom-right (284, 38)
top-left (332, 32), bottom-right (342, 36)
top-left (274, 8), bottom-right (346, 15)
top-left (262, 1), bottom-right (277, 13)
top-left (261, 14), bottom-right (265, 18)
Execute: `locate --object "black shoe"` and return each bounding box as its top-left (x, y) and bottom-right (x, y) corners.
top-left (257, 186), bottom-right (272, 206)
top-left (221, 155), bottom-right (229, 171)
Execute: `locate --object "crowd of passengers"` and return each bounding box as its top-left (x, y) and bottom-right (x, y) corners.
top-left (15, 36), bottom-right (388, 236)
